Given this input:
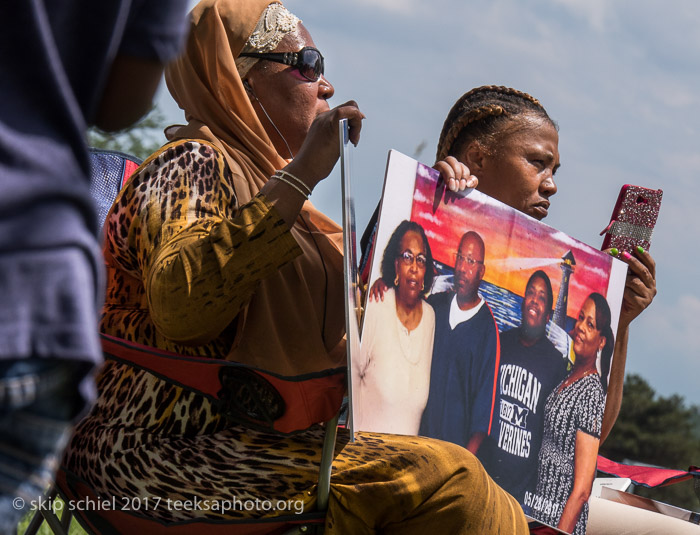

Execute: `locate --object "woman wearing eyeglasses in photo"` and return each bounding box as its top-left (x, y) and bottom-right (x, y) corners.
top-left (354, 220), bottom-right (435, 435)
top-left (61, 0), bottom-right (527, 533)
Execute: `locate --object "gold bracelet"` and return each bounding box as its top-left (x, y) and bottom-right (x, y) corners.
top-left (274, 169), bottom-right (312, 196)
top-left (273, 174), bottom-right (308, 200)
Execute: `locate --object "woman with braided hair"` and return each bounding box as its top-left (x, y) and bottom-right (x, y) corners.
top-left (434, 85), bottom-right (559, 220)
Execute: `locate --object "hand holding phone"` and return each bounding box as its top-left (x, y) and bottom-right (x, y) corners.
top-left (600, 185), bottom-right (662, 253)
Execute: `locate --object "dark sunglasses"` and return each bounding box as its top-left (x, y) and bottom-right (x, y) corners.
top-left (239, 46), bottom-right (325, 82)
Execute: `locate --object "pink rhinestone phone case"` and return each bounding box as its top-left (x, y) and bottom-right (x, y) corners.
top-left (601, 185), bottom-right (663, 253)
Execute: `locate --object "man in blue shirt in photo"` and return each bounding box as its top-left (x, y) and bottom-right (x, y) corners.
top-left (420, 230), bottom-right (500, 454)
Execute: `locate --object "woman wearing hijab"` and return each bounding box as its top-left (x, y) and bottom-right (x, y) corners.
top-left (62, 1), bottom-right (526, 533)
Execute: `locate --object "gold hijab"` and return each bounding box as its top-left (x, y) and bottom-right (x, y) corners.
top-left (164, 0), bottom-right (346, 376)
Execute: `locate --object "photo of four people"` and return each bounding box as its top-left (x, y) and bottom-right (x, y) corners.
top-left (352, 152), bottom-right (627, 534)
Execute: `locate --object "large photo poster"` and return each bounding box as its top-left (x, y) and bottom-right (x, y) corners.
top-left (352, 150), bottom-right (627, 534)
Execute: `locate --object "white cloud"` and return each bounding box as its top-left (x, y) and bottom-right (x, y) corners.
top-left (551, 0), bottom-right (612, 31)
top-left (417, 211), bottom-right (443, 226)
top-left (353, 0), bottom-right (419, 15)
top-left (424, 228), bottom-right (447, 247)
top-left (412, 190), bottom-right (430, 204)
top-left (416, 163), bottom-right (434, 178)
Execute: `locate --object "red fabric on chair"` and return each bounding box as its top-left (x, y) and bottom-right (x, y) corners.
top-left (597, 455), bottom-right (699, 488)
top-left (101, 334), bottom-right (346, 434)
top-left (121, 158), bottom-right (139, 187)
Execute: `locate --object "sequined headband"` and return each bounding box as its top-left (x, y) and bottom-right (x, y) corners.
top-left (236, 3), bottom-right (301, 78)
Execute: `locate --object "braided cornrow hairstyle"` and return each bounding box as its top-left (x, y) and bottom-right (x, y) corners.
top-left (436, 85), bottom-right (555, 162)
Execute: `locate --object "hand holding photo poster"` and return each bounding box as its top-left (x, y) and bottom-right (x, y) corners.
top-left (353, 150), bottom-right (627, 535)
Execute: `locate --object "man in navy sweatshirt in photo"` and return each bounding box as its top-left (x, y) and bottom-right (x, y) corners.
top-left (478, 270), bottom-right (569, 505)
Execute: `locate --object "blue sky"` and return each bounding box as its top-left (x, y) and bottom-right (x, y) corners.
top-left (158, 0), bottom-right (700, 406)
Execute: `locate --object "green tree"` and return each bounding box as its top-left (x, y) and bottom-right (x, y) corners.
top-left (599, 373), bottom-right (700, 511)
top-left (87, 106), bottom-right (168, 160)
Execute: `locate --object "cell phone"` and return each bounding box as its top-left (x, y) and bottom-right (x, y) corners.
top-left (600, 184), bottom-right (662, 253)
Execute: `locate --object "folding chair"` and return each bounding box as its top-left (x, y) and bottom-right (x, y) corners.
top-left (21, 149), bottom-right (341, 535)
top-left (87, 148), bottom-right (142, 233)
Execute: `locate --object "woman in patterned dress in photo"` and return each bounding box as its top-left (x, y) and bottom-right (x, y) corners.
top-left (529, 293), bottom-right (614, 535)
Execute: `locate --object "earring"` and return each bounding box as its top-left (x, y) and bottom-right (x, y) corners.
top-left (394, 274), bottom-right (399, 287)
top-left (421, 281), bottom-right (425, 291)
